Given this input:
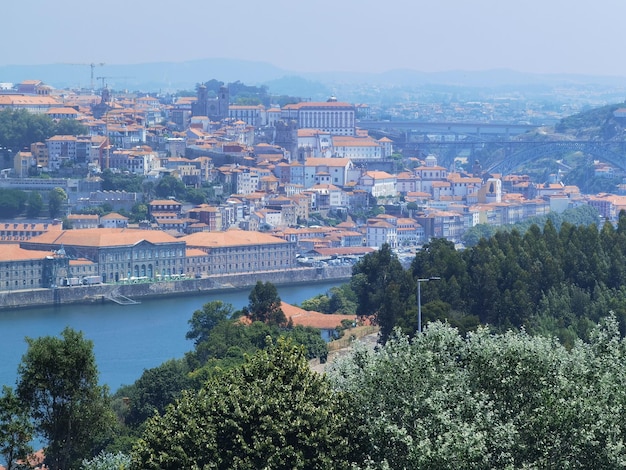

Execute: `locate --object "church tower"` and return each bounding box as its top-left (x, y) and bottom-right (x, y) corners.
top-left (217, 85), bottom-right (229, 121)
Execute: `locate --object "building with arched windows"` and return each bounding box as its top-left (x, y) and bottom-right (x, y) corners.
top-left (21, 228), bottom-right (187, 283)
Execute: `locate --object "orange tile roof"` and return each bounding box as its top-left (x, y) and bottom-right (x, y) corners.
top-left (27, 228), bottom-right (180, 247)
top-left (305, 157), bottom-right (352, 167)
top-left (67, 214), bottom-right (99, 220)
top-left (281, 302), bottom-right (356, 329)
top-left (0, 244), bottom-right (54, 262)
top-left (297, 129), bottom-right (325, 137)
top-left (0, 95), bottom-right (60, 105)
top-left (332, 136), bottom-right (379, 147)
top-left (364, 170), bottom-right (394, 179)
top-left (100, 212), bottom-right (128, 220)
top-left (182, 229), bottom-right (289, 248)
top-left (69, 258), bottom-right (95, 266)
top-left (186, 248), bottom-right (209, 257)
top-left (150, 199), bottom-right (182, 205)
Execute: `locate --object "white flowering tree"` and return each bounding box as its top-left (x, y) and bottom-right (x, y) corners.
top-left (329, 317), bottom-right (626, 469)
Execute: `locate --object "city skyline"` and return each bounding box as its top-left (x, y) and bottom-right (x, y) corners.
top-left (5, 0), bottom-right (626, 78)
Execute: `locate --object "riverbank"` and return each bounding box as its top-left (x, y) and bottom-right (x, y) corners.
top-left (0, 265), bottom-right (353, 311)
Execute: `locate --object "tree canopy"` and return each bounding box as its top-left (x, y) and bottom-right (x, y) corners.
top-left (17, 327), bottom-right (116, 470)
top-left (351, 243), bottom-right (415, 343)
top-left (0, 109), bottom-right (87, 152)
top-left (329, 317), bottom-right (626, 469)
top-left (47, 187), bottom-right (67, 218)
top-left (132, 338), bottom-right (354, 469)
top-left (246, 280), bottom-right (287, 326)
top-left (0, 386), bottom-right (33, 470)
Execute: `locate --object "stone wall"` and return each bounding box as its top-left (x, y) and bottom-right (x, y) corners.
top-left (0, 265), bottom-right (353, 311)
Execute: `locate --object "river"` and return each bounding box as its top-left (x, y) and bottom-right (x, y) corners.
top-left (0, 280), bottom-right (346, 393)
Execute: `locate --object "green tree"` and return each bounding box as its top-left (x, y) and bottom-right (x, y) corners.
top-left (300, 293), bottom-right (331, 313)
top-left (0, 109), bottom-right (55, 151)
top-left (25, 191), bottom-right (43, 218)
top-left (287, 325), bottom-right (328, 361)
top-left (132, 338), bottom-right (354, 469)
top-left (330, 318), bottom-right (626, 469)
top-left (48, 187), bottom-right (67, 218)
top-left (0, 189), bottom-right (27, 219)
top-left (0, 386), bottom-right (34, 470)
top-left (129, 203), bottom-right (148, 223)
top-left (185, 188), bottom-right (207, 205)
top-left (328, 284), bottom-right (358, 315)
top-left (81, 451), bottom-right (131, 470)
top-left (101, 169), bottom-right (144, 193)
top-left (124, 359), bottom-right (192, 427)
top-left (154, 175), bottom-right (186, 199)
top-left (17, 327), bottom-right (116, 470)
top-left (186, 300), bottom-right (233, 347)
top-left (246, 281), bottom-right (287, 326)
top-left (185, 319), bottom-right (277, 370)
top-left (351, 243), bottom-right (414, 342)
top-left (54, 119), bottom-right (87, 136)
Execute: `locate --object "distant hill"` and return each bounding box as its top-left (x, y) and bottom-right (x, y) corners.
top-left (2, 58), bottom-right (626, 102)
top-left (554, 103), bottom-right (626, 140)
top-left (0, 58), bottom-right (292, 92)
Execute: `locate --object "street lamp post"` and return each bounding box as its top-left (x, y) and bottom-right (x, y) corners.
top-left (417, 276), bottom-right (441, 333)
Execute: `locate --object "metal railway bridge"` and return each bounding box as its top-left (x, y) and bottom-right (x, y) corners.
top-left (356, 120), bottom-right (538, 137)
top-left (357, 120), bottom-right (626, 175)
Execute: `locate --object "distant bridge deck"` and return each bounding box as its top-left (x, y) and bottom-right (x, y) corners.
top-left (357, 120), bottom-right (539, 136)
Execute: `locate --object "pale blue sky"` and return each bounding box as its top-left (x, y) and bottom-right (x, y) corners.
top-left (4, 0), bottom-right (626, 76)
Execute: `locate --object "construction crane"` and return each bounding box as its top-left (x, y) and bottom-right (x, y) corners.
top-left (63, 62), bottom-right (105, 90)
top-left (96, 76), bottom-right (133, 90)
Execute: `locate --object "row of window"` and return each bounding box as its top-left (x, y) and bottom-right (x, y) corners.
top-left (105, 248), bottom-right (184, 262)
top-left (6, 279), bottom-right (39, 287)
top-left (3, 270), bottom-right (41, 278)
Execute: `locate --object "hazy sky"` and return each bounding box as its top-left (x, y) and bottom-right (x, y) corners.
top-left (4, 0), bottom-right (626, 77)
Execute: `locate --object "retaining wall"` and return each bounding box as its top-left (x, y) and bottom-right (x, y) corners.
top-left (0, 265), bottom-right (353, 310)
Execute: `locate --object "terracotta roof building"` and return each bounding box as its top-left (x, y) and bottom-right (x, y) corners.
top-left (22, 228), bottom-right (186, 283)
top-left (182, 229), bottom-right (296, 275)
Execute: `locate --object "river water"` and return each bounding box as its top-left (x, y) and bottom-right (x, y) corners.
top-left (0, 280), bottom-right (345, 393)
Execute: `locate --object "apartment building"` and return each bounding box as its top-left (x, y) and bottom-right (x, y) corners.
top-left (229, 104), bottom-right (266, 127)
top-left (331, 135), bottom-right (383, 160)
top-left (358, 171), bottom-right (397, 198)
top-left (281, 99), bottom-right (356, 136)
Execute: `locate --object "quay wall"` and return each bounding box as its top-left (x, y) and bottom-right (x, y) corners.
top-left (0, 265), bottom-right (353, 311)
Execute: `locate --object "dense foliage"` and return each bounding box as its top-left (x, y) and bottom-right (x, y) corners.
top-left (0, 189), bottom-right (28, 218)
top-left (554, 102), bottom-right (623, 137)
top-left (330, 318), bottom-right (626, 469)
top-left (0, 109), bottom-right (86, 152)
top-left (132, 338), bottom-right (354, 470)
top-left (351, 244), bottom-right (415, 343)
top-left (461, 204), bottom-right (599, 247)
top-left (100, 169), bottom-right (144, 193)
top-left (81, 451), bottom-right (131, 470)
top-left (409, 213), bottom-right (626, 344)
top-left (299, 284), bottom-right (357, 315)
top-left (131, 318), bottom-right (626, 469)
top-left (244, 280), bottom-right (286, 326)
top-left (0, 386), bottom-right (33, 470)
top-left (110, 287), bottom-right (328, 454)
top-left (16, 327), bottom-right (116, 470)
